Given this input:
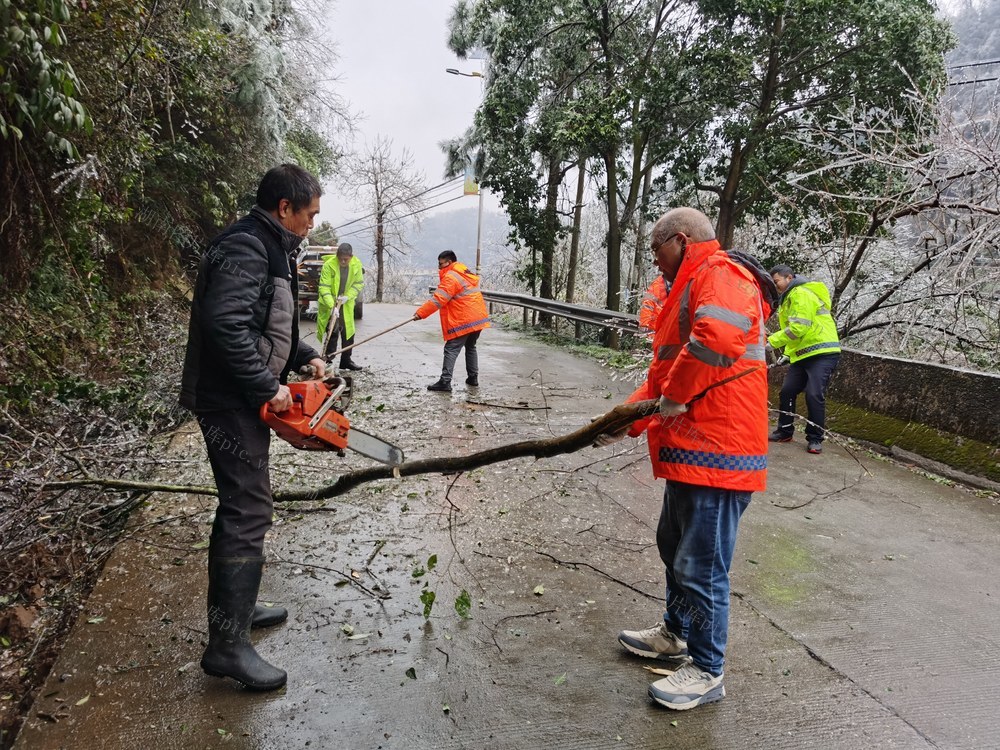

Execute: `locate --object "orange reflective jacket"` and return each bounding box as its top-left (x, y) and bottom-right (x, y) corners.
top-left (416, 262), bottom-right (491, 341)
top-left (626, 240), bottom-right (770, 492)
top-left (638, 275), bottom-right (669, 332)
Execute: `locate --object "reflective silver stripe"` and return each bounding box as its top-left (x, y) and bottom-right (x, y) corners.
top-left (797, 341), bottom-right (840, 355)
top-left (447, 270), bottom-right (471, 290)
top-left (783, 327), bottom-right (799, 340)
top-left (429, 298), bottom-right (444, 309)
top-left (695, 304), bottom-right (751, 333)
top-left (678, 281), bottom-right (693, 343)
top-left (688, 336), bottom-right (737, 368)
top-left (741, 344), bottom-right (766, 361)
top-left (817, 307), bottom-right (830, 316)
top-left (657, 344), bottom-right (682, 361)
top-left (789, 317), bottom-right (813, 327)
top-left (435, 289), bottom-right (456, 303)
top-left (754, 293), bottom-right (765, 345)
top-left (455, 287), bottom-right (479, 298)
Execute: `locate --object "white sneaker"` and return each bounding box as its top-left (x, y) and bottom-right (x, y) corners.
top-left (648, 662), bottom-right (725, 710)
top-left (617, 622), bottom-right (688, 661)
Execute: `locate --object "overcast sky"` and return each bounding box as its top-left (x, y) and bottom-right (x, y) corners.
top-left (317, 1), bottom-right (491, 230)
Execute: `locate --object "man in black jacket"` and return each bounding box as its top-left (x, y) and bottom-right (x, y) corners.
top-left (180, 164), bottom-right (326, 691)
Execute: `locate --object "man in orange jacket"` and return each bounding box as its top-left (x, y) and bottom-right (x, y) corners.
top-left (596, 207), bottom-right (771, 710)
top-left (413, 250), bottom-right (491, 392)
top-left (638, 273), bottom-right (670, 334)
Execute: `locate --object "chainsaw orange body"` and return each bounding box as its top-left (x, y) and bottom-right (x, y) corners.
top-left (260, 379), bottom-right (351, 452)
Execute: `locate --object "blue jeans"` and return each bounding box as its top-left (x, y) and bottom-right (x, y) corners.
top-left (440, 330), bottom-right (480, 384)
top-left (777, 353), bottom-right (840, 442)
top-left (657, 481), bottom-right (750, 676)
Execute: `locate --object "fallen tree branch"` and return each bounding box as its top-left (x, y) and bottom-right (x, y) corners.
top-left (275, 399), bottom-right (657, 502)
top-left (36, 400), bottom-right (660, 502)
top-left (37, 477), bottom-right (217, 496)
top-left (465, 399), bottom-right (551, 410)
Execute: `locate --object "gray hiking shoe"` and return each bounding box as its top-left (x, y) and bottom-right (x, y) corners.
top-left (618, 622), bottom-right (689, 661)
top-left (648, 662), bottom-right (725, 710)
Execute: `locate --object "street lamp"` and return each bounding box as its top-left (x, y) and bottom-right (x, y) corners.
top-left (446, 67), bottom-right (485, 275)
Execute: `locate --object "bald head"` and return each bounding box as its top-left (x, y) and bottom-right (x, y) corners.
top-left (650, 208), bottom-right (716, 247)
top-left (648, 207), bottom-right (717, 282)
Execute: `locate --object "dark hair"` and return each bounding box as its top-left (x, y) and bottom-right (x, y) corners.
top-left (256, 164), bottom-right (322, 212)
top-left (336, 242), bottom-right (353, 257)
top-left (438, 250), bottom-right (458, 263)
top-left (769, 264), bottom-right (794, 277)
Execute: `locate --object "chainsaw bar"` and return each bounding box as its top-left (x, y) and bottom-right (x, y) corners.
top-left (347, 427), bottom-right (405, 467)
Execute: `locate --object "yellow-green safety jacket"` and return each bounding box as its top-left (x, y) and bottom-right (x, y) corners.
top-left (767, 277), bottom-right (840, 363)
top-left (317, 255), bottom-right (364, 342)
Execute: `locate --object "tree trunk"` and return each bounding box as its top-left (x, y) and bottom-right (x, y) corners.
top-left (714, 13), bottom-right (784, 250)
top-left (604, 150), bottom-right (622, 349)
top-left (539, 151), bottom-right (561, 327)
top-left (630, 168), bottom-right (654, 308)
top-left (566, 156), bottom-right (587, 305)
top-left (375, 209), bottom-right (386, 302)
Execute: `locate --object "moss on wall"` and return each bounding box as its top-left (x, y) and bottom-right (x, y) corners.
top-left (769, 384), bottom-right (1000, 483)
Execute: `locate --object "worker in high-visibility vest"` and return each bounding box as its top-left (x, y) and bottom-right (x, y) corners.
top-left (766, 264), bottom-right (841, 454)
top-left (595, 207), bottom-right (772, 711)
top-left (317, 243), bottom-right (365, 370)
top-left (414, 250), bottom-right (491, 392)
top-left (638, 275), bottom-right (670, 334)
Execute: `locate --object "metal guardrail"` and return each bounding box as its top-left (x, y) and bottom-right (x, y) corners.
top-left (479, 290), bottom-right (644, 335)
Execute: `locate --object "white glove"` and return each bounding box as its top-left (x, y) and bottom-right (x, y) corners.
top-left (594, 429), bottom-right (628, 447)
top-left (336, 295), bottom-right (349, 304)
top-left (591, 414), bottom-right (628, 447)
top-left (658, 396), bottom-right (688, 418)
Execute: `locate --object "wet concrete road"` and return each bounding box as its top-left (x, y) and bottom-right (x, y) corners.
top-left (15, 304), bottom-right (1000, 749)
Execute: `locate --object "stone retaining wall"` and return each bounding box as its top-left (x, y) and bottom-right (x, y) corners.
top-left (769, 348), bottom-right (999, 486)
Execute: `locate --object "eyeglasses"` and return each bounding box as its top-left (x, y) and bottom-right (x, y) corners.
top-left (650, 233), bottom-right (680, 254)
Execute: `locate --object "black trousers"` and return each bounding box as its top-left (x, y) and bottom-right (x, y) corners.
top-left (339, 334), bottom-right (356, 368)
top-left (197, 408), bottom-right (273, 559)
top-left (322, 310), bottom-right (356, 367)
top-left (776, 353), bottom-right (840, 442)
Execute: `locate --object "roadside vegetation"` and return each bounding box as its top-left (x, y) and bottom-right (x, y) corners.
top-left (0, 0), bottom-right (340, 743)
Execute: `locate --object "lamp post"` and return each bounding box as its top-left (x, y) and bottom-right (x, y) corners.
top-left (446, 67), bottom-right (485, 275)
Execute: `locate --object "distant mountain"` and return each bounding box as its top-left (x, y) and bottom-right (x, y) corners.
top-left (404, 207), bottom-right (511, 269)
top-left (335, 207), bottom-right (511, 271)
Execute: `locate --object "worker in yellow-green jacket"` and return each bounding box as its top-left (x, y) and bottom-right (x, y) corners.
top-left (317, 243), bottom-right (365, 370)
top-left (767, 264), bottom-right (841, 455)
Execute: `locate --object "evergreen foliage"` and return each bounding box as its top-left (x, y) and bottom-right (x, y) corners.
top-left (0, 0), bottom-right (340, 409)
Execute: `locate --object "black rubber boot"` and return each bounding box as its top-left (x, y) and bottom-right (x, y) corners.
top-left (201, 557), bottom-right (287, 691)
top-left (252, 604), bottom-right (288, 629)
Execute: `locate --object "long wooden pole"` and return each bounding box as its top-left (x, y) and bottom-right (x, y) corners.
top-left (326, 317), bottom-right (415, 360)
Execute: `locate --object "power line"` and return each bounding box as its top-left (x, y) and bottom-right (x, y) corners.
top-left (947, 77), bottom-right (1000, 86)
top-left (336, 194), bottom-right (470, 241)
top-left (948, 59), bottom-right (1000, 70)
top-left (330, 176), bottom-right (464, 232)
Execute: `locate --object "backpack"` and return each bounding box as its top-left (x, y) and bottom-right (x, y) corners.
top-left (726, 250), bottom-right (779, 318)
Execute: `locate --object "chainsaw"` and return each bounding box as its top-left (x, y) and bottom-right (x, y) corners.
top-left (260, 375), bottom-right (405, 467)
